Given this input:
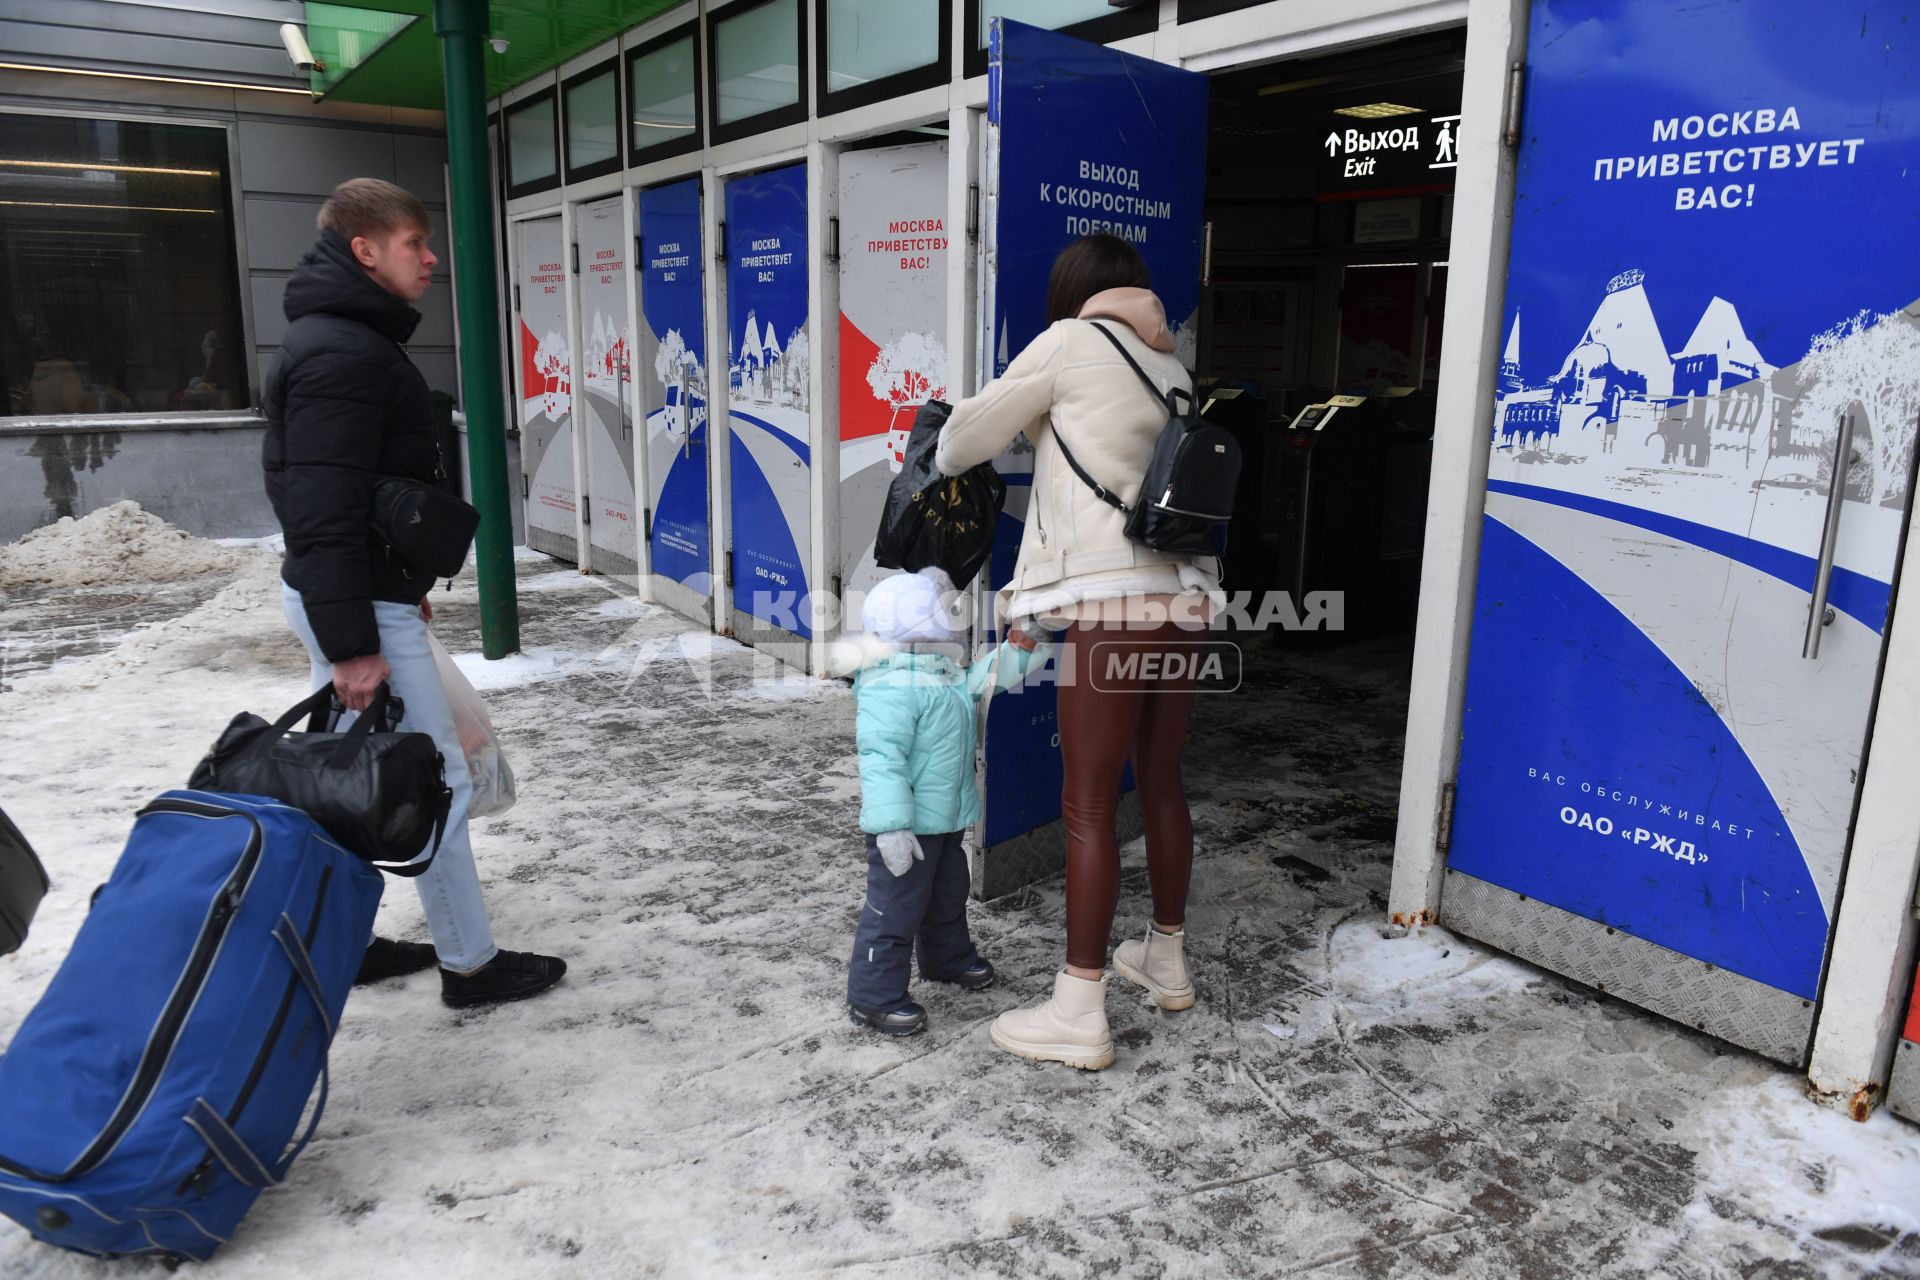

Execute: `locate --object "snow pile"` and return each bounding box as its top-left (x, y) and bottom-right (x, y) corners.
top-left (0, 501), bottom-right (262, 589)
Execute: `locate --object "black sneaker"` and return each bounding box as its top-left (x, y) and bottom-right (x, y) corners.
top-left (926, 959), bottom-right (995, 992)
top-left (440, 949), bottom-right (567, 1008)
top-left (849, 1001), bottom-right (927, 1037)
top-left (355, 937), bottom-right (439, 986)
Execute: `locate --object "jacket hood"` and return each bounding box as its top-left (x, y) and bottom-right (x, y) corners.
top-left (827, 636), bottom-right (965, 679)
top-left (1079, 287), bottom-right (1175, 352)
top-left (283, 229), bottom-right (422, 344)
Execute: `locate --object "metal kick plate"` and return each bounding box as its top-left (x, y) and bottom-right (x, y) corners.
top-left (1442, 870), bottom-right (1816, 1066)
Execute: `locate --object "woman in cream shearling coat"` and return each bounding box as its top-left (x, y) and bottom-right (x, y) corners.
top-left (935, 235), bottom-right (1221, 1070)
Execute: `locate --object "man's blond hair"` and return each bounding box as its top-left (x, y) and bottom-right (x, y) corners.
top-left (317, 177), bottom-right (431, 242)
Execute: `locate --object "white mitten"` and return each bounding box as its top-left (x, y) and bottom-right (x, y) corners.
top-left (875, 829), bottom-right (924, 877)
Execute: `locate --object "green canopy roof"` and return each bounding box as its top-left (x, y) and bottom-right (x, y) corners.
top-left (306, 0), bottom-right (686, 111)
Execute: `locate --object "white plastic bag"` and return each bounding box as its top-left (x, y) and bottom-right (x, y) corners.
top-left (426, 630), bottom-right (517, 819)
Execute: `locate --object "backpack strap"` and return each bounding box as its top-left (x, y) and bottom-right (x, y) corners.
top-left (1048, 416), bottom-right (1130, 515)
top-left (1046, 319), bottom-right (1188, 515)
top-left (1084, 319), bottom-right (1194, 417)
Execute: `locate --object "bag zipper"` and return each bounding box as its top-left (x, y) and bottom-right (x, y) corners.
top-left (0, 798), bottom-right (263, 1184)
top-left (176, 864), bottom-right (334, 1199)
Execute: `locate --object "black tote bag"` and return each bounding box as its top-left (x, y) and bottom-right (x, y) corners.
top-left (874, 400), bottom-right (1007, 587)
top-left (189, 684), bottom-right (450, 877)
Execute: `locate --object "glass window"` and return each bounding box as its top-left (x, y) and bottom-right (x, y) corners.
top-left (0, 114), bottom-right (246, 417)
top-left (628, 33), bottom-right (699, 152)
top-left (714, 0), bottom-right (802, 126)
top-left (826, 0), bottom-right (940, 93)
top-left (506, 94), bottom-right (558, 189)
top-left (977, 0), bottom-right (1117, 43)
top-left (564, 65), bottom-right (619, 175)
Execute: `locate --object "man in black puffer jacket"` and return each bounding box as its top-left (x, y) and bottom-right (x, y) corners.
top-left (266, 178), bottom-right (564, 1008)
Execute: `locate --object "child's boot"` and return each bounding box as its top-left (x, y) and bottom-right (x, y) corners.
top-left (988, 971), bottom-right (1113, 1069)
top-left (850, 1000), bottom-right (927, 1037)
top-left (1113, 924), bottom-right (1195, 1011)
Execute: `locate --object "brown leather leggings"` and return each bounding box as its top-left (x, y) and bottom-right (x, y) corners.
top-left (1059, 620), bottom-right (1199, 970)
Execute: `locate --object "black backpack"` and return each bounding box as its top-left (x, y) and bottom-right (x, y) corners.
top-left (1050, 321), bottom-right (1241, 557)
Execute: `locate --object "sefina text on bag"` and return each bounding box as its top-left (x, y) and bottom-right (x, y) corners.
top-left (189, 683), bottom-right (450, 877)
top-left (1051, 320), bottom-right (1241, 557)
top-left (874, 398), bottom-right (1008, 588)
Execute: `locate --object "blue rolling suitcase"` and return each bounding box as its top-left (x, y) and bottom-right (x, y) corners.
top-left (0, 791), bottom-right (383, 1261)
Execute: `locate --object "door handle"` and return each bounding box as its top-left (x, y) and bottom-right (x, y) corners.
top-left (1803, 412), bottom-right (1857, 660)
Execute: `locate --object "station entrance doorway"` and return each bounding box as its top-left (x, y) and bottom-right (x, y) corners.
top-left (1185, 32), bottom-right (1467, 882)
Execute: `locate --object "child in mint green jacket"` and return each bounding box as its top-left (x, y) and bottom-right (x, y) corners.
top-left (838, 568), bottom-right (1048, 1037)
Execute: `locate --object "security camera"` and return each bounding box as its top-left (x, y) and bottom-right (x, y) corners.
top-left (490, 37), bottom-right (511, 54)
top-left (279, 23), bottom-right (323, 74)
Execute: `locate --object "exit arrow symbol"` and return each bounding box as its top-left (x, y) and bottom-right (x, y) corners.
top-left (1324, 131), bottom-right (1342, 156)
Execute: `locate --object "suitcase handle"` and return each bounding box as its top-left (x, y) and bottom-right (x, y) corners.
top-left (182, 916), bottom-right (337, 1189)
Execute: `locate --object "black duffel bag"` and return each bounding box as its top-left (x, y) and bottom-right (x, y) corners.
top-left (189, 683), bottom-right (450, 877)
top-left (874, 399), bottom-right (1007, 588)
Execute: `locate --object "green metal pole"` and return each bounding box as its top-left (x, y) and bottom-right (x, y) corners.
top-left (433, 0), bottom-right (519, 658)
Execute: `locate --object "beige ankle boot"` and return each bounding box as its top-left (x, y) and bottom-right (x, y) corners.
top-left (1112, 925), bottom-right (1195, 1010)
top-left (988, 971), bottom-right (1114, 1070)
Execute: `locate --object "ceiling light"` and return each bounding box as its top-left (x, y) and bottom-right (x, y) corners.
top-left (0, 160), bottom-right (219, 177)
top-left (1333, 102), bottom-right (1423, 119)
top-left (0, 61), bottom-right (313, 97)
top-left (0, 199), bottom-right (219, 214)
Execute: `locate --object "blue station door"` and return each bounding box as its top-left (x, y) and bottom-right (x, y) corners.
top-left (976, 21), bottom-right (1208, 863)
top-left (1444, 0), bottom-right (1920, 1065)
top-left (724, 164), bottom-right (812, 658)
top-left (637, 179), bottom-right (714, 623)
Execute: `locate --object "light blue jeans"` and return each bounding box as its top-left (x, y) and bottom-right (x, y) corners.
top-left (282, 583), bottom-right (499, 972)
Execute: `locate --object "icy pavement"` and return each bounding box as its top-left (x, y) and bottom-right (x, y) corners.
top-left (2, 546), bottom-right (1918, 1278)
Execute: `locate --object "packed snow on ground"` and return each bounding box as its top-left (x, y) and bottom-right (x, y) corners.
top-left (0, 523), bottom-right (1917, 1278)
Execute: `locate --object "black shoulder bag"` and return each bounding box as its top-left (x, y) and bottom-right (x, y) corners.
top-left (1049, 321), bottom-right (1242, 557)
top-left (371, 475), bottom-right (480, 578)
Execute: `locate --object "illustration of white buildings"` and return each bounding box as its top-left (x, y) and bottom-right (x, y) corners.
top-left (1490, 268), bottom-right (1920, 507)
top-left (727, 309), bottom-right (808, 409)
top-left (1551, 271), bottom-right (1672, 404)
top-left (1673, 297), bottom-right (1770, 397)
